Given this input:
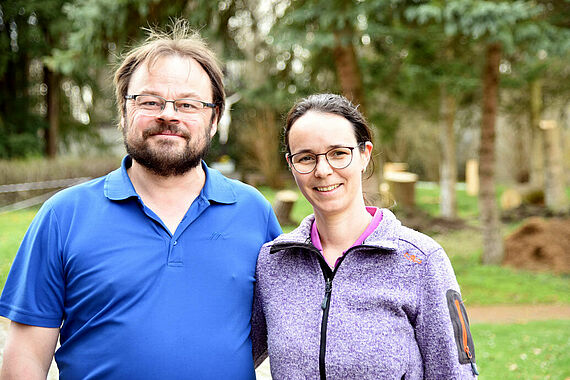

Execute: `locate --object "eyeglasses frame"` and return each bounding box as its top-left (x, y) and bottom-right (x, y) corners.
top-left (124, 94), bottom-right (217, 114)
top-left (286, 142), bottom-right (365, 174)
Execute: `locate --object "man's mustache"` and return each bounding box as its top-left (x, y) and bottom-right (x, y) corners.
top-left (142, 124), bottom-right (191, 139)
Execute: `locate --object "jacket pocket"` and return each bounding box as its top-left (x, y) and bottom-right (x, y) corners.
top-left (446, 289), bottom-right (478, 375)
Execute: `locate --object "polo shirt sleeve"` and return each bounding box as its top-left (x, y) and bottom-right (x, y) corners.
top-left (0, 203), bottom-right (65, 328)
top-left (415, 248), bottom-right (478, 379)
top-left (265, 206), bottom-right (282, 241)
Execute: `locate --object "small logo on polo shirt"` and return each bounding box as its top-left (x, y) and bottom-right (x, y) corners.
top-left (404, 252), bottom-right (422, 264)
top-left (209, 232), bottom-right (224, 240)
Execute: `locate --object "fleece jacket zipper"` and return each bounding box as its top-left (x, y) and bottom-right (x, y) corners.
top-left (270, 242), bottom-right (390, 380)
top-left (314, 247), bottom-right (358, 380)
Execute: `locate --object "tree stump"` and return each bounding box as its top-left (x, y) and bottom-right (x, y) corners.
top-left (466, 159), bottom-right (479, 196)
top-left (273, 190), bottom-right (299, 226)
top-left (540, 120), bottom-right (568, 213)
top-left (384, 171), bottom-right (418, 209)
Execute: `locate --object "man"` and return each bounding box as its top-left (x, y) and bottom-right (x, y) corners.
top-left (0, 20), bottom-right (281, 379)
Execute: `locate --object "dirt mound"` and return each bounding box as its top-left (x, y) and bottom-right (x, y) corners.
top-left (504, 217), bottom-right (570, 274)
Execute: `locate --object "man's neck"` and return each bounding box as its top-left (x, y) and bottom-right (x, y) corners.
top-left (127, 160), bottom-right (206, 234)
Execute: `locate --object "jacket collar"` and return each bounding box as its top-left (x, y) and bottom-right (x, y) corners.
top-left (271, 208), bottom-right (401, 253)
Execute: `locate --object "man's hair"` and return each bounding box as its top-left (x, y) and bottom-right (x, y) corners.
top-left (114, 19), bottom-right (225, 128)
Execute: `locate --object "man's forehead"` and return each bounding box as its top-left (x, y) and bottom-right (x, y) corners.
top-left (141, 55), bottom-right (202, 75)
top-left (129, 54), bottom-right (212, 95)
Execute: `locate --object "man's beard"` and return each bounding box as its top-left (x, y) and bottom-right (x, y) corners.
top-left (124, 122), bottom-right (211, 177)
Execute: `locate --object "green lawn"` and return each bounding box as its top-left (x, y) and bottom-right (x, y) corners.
top-left (472, 320), bottom-right (570, 379)
top-left (0, 208), bottom-right (38, 288)
top-left (415, 184), bottom-right (482, 220)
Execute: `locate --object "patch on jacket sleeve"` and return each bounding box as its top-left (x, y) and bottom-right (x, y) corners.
top-left (446, 289), bottom-right (479, 374)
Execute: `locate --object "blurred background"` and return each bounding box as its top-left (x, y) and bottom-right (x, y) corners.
top-left (0, 0), bottom-right (569, 378)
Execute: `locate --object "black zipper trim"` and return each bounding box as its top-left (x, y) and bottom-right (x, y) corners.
top-left (270, 241), bottom-right (395, 380)
top-left (319, 277), bottom-right (332, 380)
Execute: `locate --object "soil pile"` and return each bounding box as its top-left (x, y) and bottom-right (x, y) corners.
top-left (503, 217), bottom-right (570, 274)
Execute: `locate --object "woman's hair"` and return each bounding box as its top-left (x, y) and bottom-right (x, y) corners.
top-left (283, 93), bottom-right (373, 153)
top-left (114, 19), bottom-right (225, 127)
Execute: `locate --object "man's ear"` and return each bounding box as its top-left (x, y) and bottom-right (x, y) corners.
top-left (209, 110), bottom-right (219, 138)
top-left (209, 121), bottom-right (218, 139)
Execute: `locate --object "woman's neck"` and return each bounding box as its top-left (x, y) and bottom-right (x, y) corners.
top-left (314, 204), bottom-right (372, 261)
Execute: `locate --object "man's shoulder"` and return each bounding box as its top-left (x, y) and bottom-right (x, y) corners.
top-left (44, 174), bottom-right (109, 210)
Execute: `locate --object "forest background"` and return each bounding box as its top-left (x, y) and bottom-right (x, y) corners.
top-left (1, 0), bottom-right (570, 263)
top-left (0, 0), bottom-right (569, 377)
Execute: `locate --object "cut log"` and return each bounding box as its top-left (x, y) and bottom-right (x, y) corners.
top-left (384, 171), bottom-right (418, 209)
top-left (273, 190), bottom-right (299, 226)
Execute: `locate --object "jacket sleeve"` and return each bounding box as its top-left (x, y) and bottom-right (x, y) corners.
top-left (251, 245), bottom-right (270, 368)
top-left (415, 248), bottom-right (478, 379)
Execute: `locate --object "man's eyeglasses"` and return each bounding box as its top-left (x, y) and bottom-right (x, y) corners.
top-left (287, 143), bottom-right (364, 174)
top-left (125, 94), bottom-right (216, 115)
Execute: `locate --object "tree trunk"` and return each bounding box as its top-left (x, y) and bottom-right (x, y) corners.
top-left (479, 43), bottom-right (503, 265)
top-left (332, 28), bottom-right (382, 205)
top-left (529, 79), bottom-right (544, 188)
top-left (439, 85), bottom-right (458, 219)
top-left (44, 66), bottom-right (60, 158)
top-left (333, 29), bottom-right (365, 112)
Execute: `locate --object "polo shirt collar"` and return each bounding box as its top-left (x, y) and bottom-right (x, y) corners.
top-left (105, 156), bottom-right (138, 201)
top-left (202, 162), bottom-right (237, 205)
top-left (104, 156), bottom-right (237, 204)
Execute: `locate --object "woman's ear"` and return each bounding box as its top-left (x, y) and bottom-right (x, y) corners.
top-left (361, 141), bottom-right (373, 171)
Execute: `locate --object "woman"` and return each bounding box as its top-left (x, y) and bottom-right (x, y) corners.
top-left (252, 94), bottom-right (478, 379)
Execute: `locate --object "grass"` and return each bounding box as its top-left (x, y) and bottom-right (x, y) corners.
top-left (0, 208), bottom-right (38, 288)
top-left (415, 184), bottom-right (482, 220)
top-left (435, 228), bottom-right (570, 305)
top-left (472, 320), bottom-right (570, 379)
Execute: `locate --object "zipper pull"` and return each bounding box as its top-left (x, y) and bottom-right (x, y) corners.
top-left (467, 352), bottom-right (479, 376)
top-left (321, 279), bottom-right (332, 310)
top-left (470, 360), bottom-right (479, 376)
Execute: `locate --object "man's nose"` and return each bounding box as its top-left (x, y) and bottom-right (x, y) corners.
top-left (156, 101), bottom-right (180, 122)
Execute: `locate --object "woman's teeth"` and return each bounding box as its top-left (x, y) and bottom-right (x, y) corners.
top-left (316, 184), bottom-right (340, 192)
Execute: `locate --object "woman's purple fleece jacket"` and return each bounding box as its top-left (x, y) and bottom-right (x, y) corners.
top-left (252, 209), bottom-right (478, 379)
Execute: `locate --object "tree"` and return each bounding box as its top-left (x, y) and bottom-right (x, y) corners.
top-left (407, 0), bottom-right (550, 264)
top-left (405, 6), bottom-right (480, 219)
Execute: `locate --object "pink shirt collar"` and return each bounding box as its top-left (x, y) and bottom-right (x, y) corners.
top-left (311, 207), bottom-right (383, 268)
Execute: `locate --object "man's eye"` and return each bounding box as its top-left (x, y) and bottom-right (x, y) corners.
top-left (178, 101), bottom-right (199, 110)
top-left (141, 101), bottom-right (160, 107)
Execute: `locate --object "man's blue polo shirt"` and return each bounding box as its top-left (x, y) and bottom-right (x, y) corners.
top-left (0, 156), bottom-right (282, 379)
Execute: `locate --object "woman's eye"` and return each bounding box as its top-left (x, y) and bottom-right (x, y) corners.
top-left (297, 155), bottom-right (315, 163)
top-left (331, 150), bottom-right (349, 157)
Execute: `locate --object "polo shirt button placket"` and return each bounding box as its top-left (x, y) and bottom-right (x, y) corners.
top-left (167, 238), bottom-right (183, 266)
